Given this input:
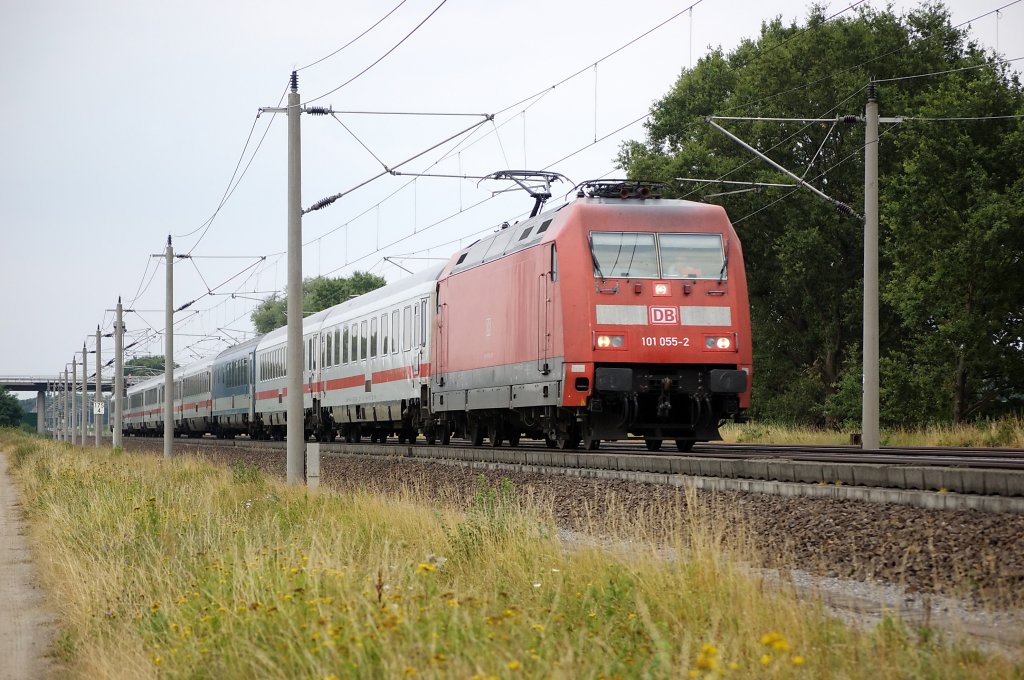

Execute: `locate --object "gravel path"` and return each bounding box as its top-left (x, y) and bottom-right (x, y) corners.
top-left (0, 450), bottom-right (54, 680)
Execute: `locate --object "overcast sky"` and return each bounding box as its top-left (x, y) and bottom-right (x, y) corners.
top-left (1, 0), bottom-right (1020, 379)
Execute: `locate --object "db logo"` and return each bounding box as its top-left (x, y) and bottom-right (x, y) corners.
top-left (649, 306), bottom-right (678, 325)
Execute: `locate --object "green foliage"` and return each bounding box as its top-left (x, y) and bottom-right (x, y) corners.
top-left (0, 387), bottom-right (24, 428)
top-left (618, 4), bottom-right (1024, 426)
top-left (250, 271), bottom-right (387, 334)
top-left (446, 475), bottom-right (518, 562)
top-left (124, 356), bottom-right (176, 377)
top-left (230, 460), bottom-right (264, 486)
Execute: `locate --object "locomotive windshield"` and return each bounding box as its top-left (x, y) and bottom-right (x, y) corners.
top-left (590, 232), bottom-right (726, 280)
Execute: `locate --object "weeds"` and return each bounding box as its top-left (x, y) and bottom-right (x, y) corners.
top-left (1, 431), bottom-right (1018, 678)
top-left (721, 416), bottom-right (1024, 448)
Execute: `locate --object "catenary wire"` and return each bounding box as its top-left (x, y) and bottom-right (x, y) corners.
top-left (297, 0), bottom-right (410, 72)
top-left (305, 0), bottom-right (449, 105)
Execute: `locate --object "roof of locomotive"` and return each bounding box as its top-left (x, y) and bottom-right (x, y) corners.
top-left (442, 196), bottom-right (733, 277)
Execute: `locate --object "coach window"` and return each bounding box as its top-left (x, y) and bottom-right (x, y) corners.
top-left (403, 306), bottom-right (412, 351)
top-left (350, 324), bottom-right (358, 363)
top-left (412, 303), bottom-right (420, 347)
top-left (590, 232), bottom-right (658, 278)
top-left (370, 317), bottom-right (378, 358)
top-left (392, 310), bottom-right (400, 354)
top-left (334, 329), bottom-right (341, 365)
top-left (360, 320), bottom-right (368, 360)
top-left (420, 299), bottom-right (428, 347)
top-left (342, 327), bottom-right (350, 364)
top-left (380, 314), bottom-right (388, 355)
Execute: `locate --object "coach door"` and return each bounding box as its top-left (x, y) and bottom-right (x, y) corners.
top-left (537, 244), bottom-right (556, 375)
top-left (435, 283), bottom-right (448, 387)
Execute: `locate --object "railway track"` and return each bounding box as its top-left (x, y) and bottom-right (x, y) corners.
top-left (121, 436), bottom-right (1024, 511)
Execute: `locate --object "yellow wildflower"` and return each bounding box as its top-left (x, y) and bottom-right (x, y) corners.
top-left (507, 660), bottom-right (521, 670)
top-left (530, 624), bottom-right (545, 632)
top-left (792, 655), bottom-right (806, 666)
top-left (760, 654), bottom-right (773, 666)
top-left (417, 563), bottom-right (437, 574)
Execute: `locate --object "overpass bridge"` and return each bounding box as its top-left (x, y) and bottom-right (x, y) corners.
top-left (2, 374), bottom-right (142, 435)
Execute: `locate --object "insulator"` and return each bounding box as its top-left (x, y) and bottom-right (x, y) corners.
top-left (305, 106), bottom-right (332, 116)
top-left (290, 71), bottom-right (299, 93)
top-left (842, 115), bottom-right (860, 124)
top-left (310, 196), bottom-right (336, 212)
top-left (835, 202), bottom-right (854, 216)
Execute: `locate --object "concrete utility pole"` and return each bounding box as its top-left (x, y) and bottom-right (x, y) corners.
top-left (114, 297), bottom-right (124, 448)
top-left (81, 343), bottom-right (88, 444)
top-left (36, 390), bottom-right (45, 434)
top-left (286, 70), bottom-right (305, 485)
top-left (62, 368), bottom-right (69, 442)
top-left (71, 356), bottom-right (77, 445)
top-left (862, 81), bottom-right (880, 450)
top-left (164, 236), bottom-right (174, 460)
top-left (95, 326), bottom-right (102, 448)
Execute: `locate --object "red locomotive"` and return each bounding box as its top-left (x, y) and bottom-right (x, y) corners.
top-left (430, 177), bottom-right (751, 450)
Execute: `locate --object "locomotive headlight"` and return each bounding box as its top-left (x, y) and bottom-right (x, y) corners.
top-left (653, 282), bottom-right (670, 296)
top-left (596, 334), bottom-right (625, 349)
top-left (704, 335), bottom-right (735, 351)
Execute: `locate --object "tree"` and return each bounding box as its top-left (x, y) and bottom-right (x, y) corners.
top-left (881, 57), bottom-right (1024, 422)
top-left (0, 387), bottom-right (24, 428)
top-left (250, 272), bottom-right (387, 334)
top-left (125, 356), bottom-right (177, 377)
top-left (618, 4), bottom-right (1023, 426)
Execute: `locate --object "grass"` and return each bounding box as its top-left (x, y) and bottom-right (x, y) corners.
top-left (720, 415), bottom-right (1024, 448)
top-left (3, 430), bottom-right (1021, 678)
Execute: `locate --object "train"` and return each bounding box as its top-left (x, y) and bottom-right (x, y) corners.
top-left (124, 179), bottom-right (752, 451)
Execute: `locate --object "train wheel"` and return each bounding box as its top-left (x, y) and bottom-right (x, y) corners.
top-left (644, 438), bottom-right (662, 452)
top-left (468, 420), bottom-right (484, 446)
top-left (487, 422), bottom-right (503, 448)
top-left (675, 438), bottom-right (695, 452)
top-left (556, 437), bottom-right (580, 450)
top-left (507, 430), bottom-right (521, 447)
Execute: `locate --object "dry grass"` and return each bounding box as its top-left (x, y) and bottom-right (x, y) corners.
top-left (3, 430), bottom-right (1020, 678)
top-left (721, 416), bottom-right (1024, 448)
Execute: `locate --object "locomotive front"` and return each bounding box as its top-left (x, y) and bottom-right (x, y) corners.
top-left (558, 188), bottom-right (752, 451)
